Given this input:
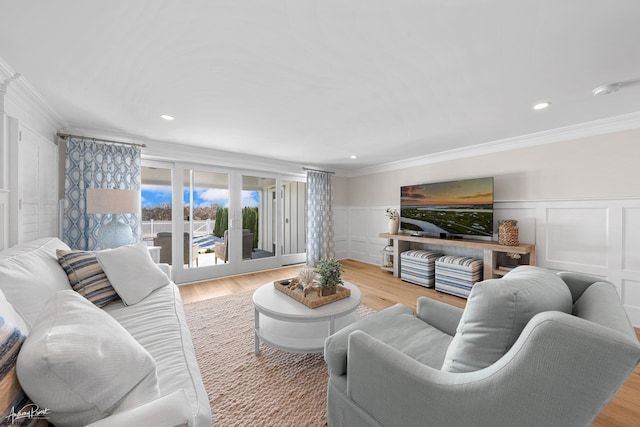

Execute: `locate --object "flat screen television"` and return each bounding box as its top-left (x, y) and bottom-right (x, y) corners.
top-left (400, 177), bottom-right (494, 239)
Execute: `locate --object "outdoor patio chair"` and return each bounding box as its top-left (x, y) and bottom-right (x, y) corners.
top-left (153, 232), bottom-right (199, 266)
top-left (214, 229), bottom-right (254, 263)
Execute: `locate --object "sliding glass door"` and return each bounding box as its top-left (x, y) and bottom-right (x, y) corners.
top-left (177, 166), bottom-right (234, 283)
top-left (238, 174), bottom-right (306, 268)
top-left (142, 160), bottom-right (306, 284)
top-left (241, 174), bottom-right (275, 264)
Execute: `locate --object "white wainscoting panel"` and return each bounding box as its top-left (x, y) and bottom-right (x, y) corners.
top-left (545, 207), bottom-right (609, 269)
top-left (623, 208), bottom-right (640, 272)
top-left (347, 207), bottom-right (368, 264)
top-left (346, 198), bottom-right (640, 327)
top-left (334, 206), bottom-right (348, 260)
top-left (0, 189), bottom-right (8, 250)
top-left (623, 279), bottom-right (640, 326)
top-left (368, 207), bottom-right (391, 265)
top-left (621, 207), bottom-right (640, 325)
top-left (346, 206), bottom-right (392, 265)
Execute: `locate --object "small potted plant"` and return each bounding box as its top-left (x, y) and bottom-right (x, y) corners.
top-left (314, 258), bottom-right (344, 296)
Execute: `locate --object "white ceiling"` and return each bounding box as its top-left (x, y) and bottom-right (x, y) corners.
top-left (1, 1), bottom-right (639, 173)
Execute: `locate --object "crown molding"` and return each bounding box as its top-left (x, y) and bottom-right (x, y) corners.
top-left (340, 111), bottom-right (640, 177)
top-left (0, 57), bottom-right (15, 82)
top-left (0, 56), bottom-right (66, 135)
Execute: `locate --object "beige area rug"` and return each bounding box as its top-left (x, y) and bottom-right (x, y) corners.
top-left (184, 290), bottom-right (375, 427)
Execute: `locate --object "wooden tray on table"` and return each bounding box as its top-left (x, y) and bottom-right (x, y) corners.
top-left (273, 278), bottom-right (351, 309)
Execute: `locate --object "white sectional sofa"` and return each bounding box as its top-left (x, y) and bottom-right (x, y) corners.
top-left (0, 237), bottom-right (212, 427)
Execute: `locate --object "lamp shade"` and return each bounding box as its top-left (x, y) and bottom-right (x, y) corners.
top-left (86, 188), bottom-right (140, 249)
top-left (86, 189), bottom-right (140, 214)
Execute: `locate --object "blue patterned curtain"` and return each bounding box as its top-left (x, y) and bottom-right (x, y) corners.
top-left (306, 170), bottom-right (334, 266)
top-left (62, 138), bottom-right (141, 250)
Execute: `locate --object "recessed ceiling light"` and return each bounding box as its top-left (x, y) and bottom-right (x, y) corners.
top-left (592, 83), bottom-right (622, 96)
top-left (160, 114), bottom-right (175, 121)
top-left (350, 155), bottom-right (357, 159)
top-left (533, 101), bottom-right (551, 110)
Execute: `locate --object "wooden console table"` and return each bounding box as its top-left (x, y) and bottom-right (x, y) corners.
top-left (379, 233), bottom-right (536, 280)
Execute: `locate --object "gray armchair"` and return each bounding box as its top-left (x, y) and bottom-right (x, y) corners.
top-left (324, 266), bottom-right (640, 427)
top-left (214, 229), bottom-right (254, 263)
top-left (153, 232), bottom-right (199, 267)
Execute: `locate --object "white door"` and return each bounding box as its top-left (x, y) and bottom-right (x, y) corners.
top-left (281, 179), bottom-right (307, 265)
top-left (9, 118), bottom-right (58, 245)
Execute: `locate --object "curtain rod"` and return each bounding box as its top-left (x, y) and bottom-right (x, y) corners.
top-left (302, 167), bottom-right (335, 175)
top-left (57, 133), bottom-right (147, 148)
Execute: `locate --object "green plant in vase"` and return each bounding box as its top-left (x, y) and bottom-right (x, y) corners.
top-left (314, 258), bottom-right (344, 296)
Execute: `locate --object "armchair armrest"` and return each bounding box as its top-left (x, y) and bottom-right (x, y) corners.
top-left (346, 311), bottom-right (640, 427)
top-left (415, 296), bottom-right (463, 336)
top-left (85, 390), bottom-right (194, 427)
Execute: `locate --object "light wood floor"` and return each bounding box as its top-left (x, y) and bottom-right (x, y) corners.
top-left (179, 259), bottom-right (640, 427)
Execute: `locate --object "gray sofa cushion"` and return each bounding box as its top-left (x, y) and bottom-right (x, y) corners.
top-left (324, 304), bottom-right (453, 375)
top-left (442, 265), bottom-right (573, 373)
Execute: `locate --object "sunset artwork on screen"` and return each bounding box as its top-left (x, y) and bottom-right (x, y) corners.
top-left (400, 177), bottom-right (494, 238)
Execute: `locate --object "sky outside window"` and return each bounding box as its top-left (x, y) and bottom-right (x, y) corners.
top-left (141, 185), bottom-right (258, 208)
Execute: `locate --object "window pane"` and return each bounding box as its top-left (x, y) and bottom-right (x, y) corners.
top-left (242, 175), bottom-right (276, 260)
top-left (141, 166), bottom-right (173, 265)
top-left (184, 170), bottom-right (229, 268)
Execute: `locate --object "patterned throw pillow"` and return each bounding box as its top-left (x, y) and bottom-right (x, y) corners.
top-left (56, 250), bottom-right (120, 308)
top-left (0, 316), bottom-right (49, 426)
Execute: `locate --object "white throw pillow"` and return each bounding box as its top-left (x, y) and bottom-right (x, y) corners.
top-left (441, 266), bottom-right (573, 373)
top-left (96, 242), bottom-right (170, 305)
top-left (16, 290), bottom-right (160, 427)
top-left (0, 288), bottom-right (29, 333)
top-left (0, 237), bottom-right (72, 331)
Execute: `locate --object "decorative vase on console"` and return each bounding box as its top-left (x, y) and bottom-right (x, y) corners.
top-left (498, 220), bottom-right (519, 246)
top-left (386, 208), bottom-right (400, 235)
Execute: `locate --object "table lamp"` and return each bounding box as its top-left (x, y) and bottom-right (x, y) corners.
top-left (86, 188), bottom-right (140, 249)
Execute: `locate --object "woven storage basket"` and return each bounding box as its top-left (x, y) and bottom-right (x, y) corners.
top-left (498, 220), bottom-right (519, 246)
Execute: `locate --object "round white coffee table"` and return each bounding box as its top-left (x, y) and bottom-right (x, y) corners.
top-left (253, 281), bottom-right (361, 354)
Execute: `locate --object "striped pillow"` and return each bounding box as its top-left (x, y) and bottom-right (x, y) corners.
top-left (56, 250), bottom-right (120, 308)
top-left (0, 316), bottom-right (49, 426)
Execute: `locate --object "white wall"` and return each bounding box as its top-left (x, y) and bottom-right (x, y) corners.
top-left (1, 58), bottom-right (63, 247)
top-left (344, 129), bottom-right (640, 326)
top-left (347, 129), bottom-right (640, 206)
